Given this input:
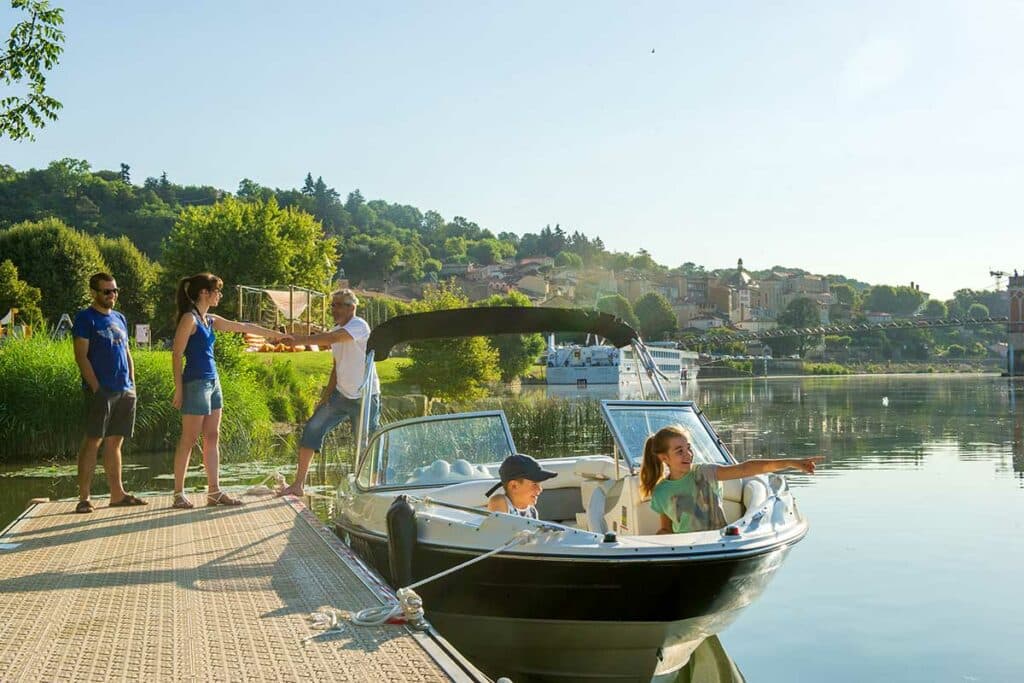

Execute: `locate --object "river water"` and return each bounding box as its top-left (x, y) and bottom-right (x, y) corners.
top-left (2, 374), bottom-right (1022, 681)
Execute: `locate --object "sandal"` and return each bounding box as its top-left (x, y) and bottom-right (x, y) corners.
top-left (75, 499), bottom-right (94, 514)
top-left (207, 490), bottom-right (244, 507)
top-left (172, 492), bottom-right (195, 510)
top-left (109, 493), bottom-right (148, 507)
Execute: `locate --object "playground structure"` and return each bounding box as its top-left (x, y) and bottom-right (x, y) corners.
top-left (236, 285), bottom-right (330, 351)
top-left (0, 308), bottom-right (31, 338)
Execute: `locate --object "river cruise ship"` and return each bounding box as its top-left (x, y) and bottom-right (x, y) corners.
top-left (546, 341), bottom-right (699, 385)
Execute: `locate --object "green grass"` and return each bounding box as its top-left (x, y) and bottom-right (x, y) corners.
top-left (249, 352), bottom-right (414, 394)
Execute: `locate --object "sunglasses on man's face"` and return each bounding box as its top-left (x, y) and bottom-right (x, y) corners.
top-left (94, 288), bottom-right (119, 295)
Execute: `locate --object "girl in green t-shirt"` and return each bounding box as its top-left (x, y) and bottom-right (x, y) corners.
top-left (639, 425), bottom-right (822, 535)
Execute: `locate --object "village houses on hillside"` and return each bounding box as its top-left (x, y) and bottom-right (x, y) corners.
top-left (413, 256), bottom-right (834, 334)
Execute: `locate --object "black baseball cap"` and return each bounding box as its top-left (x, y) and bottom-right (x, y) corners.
top-left (485, 454), bottom-right (557, 497)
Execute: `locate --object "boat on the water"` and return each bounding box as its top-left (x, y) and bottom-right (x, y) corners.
top-left (334, 307), bottom-right (807, 681)
top-left (546, 339), bottom-right (699, 386)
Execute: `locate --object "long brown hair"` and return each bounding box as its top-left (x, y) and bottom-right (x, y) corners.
top-left (176, 273), bottom-right (223, 321)
top-left (639, 424), bottom-right (692, 499)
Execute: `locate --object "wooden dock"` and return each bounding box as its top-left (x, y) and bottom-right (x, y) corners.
top-left (0, 494), bottom-right (488, 682)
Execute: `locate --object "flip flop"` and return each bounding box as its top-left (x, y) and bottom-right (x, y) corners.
top-left (75, 499), bottom-right (94, 514)
top-left (109, 494), bottom-right (148, 507)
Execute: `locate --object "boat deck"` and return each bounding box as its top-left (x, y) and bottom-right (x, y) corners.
top-left (0, 494), bottom-right (486, 682)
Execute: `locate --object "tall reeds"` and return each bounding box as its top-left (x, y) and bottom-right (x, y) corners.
top-left (437, 394), bottom-right (613, 458)
top-left (0, 336), bottom-right (275, 462)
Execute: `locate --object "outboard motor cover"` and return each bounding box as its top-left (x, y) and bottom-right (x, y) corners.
top-left (386, 495), bottom-right (417, 588)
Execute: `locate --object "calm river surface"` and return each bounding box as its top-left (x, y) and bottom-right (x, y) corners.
top-left (2, 374), bottom-right (1022, 681)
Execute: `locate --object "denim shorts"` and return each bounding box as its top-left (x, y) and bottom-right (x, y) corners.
top-left (181, 378), bottom-right (223, 415)
top-left (84, 388), bottom-right (136, 438)
top-left (299, 391), bottom-right (380, 451)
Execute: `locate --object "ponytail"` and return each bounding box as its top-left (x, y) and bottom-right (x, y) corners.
top-left (639, 424), bottom-right (692, 499)
top-left (176, 273), bottom-right (223, 322)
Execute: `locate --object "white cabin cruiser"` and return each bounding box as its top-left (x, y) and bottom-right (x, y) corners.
top-left (335, 307), bottom-right (807, 681)
top-left (546, 339), bottom-right (700, 386)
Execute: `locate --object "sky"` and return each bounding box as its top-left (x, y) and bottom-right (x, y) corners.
top-left (2, 0), bottom-right (1022, 300)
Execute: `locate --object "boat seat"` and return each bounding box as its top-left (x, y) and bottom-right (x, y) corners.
top-left (403, 459), bottom-right (495, 485)
top-left (572, 455), bottom-right (621, 481)
top-left (409, 457), bottom-right (588, 524)
top-left (599, 473), bottom-right (772, 536)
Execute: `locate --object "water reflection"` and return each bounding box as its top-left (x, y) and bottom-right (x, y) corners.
top-left (673, 635), bottom-right (746, 683)
top-left (539, 379), bottom-right (701, 402)
top-left (4, 375), bottom-right (1024, 680)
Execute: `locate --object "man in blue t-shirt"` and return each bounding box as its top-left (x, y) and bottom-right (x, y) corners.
top-left (71, 273), bottom-right (147, 513)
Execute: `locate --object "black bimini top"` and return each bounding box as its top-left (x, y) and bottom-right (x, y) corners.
top-left (366, 307), bottom-right (639, 360)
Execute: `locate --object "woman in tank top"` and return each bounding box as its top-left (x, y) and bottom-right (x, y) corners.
top-left (169, 273), bottom-right (287, 509)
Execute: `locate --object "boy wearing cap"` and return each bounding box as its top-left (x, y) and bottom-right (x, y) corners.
top-left (485, 453), bottom-right (558, 519)
top-left (276, 289), bottom-right (380, 497)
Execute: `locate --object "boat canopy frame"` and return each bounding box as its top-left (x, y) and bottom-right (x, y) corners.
top-left (365, 307), bottom-right (640, 361)
top-left (353, 307), bottom-right (671, 465)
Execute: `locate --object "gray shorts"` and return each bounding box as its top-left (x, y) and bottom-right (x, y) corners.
top-left (84, 388), bottom-right (137, 439)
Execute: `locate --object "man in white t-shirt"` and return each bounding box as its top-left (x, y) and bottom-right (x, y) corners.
top-left (276, 289), bottom-right (381, 497)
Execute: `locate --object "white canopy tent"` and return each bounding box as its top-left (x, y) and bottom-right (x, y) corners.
top-left (236, 285), bottom-right (329, 333)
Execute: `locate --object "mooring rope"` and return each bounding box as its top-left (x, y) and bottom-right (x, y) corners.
top-left (304, 525), bottom-right (562, 641)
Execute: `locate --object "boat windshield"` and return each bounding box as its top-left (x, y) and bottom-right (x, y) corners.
top-left (600, 401), bottom-right (731, 470)
top-left (356, 412), bottom-right (515, 489)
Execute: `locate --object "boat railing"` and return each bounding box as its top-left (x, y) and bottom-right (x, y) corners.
top-left (630, 340), bottom-right (669, 401)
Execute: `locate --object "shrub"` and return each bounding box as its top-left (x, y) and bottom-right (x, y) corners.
top-left (804, 362), bottom-right (850, 375)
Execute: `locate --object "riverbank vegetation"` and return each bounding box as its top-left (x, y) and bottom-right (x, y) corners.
top-left (0, 335), bottom-right (275, 462)
top-left (0, 158), bottom-right (1012, 400)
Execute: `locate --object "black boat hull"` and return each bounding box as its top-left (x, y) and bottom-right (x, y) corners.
top-left (337, 521), bottom-right (797, 680)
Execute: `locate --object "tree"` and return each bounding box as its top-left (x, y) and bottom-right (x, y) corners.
top-left (0, 258), bottom-right (43, 327)
top-left (301, 172), bottom-right (316, 196)
top-left (160, 197), bottom-right (336, 330)
top-left (554, 251), bottom-right (583, 268)
top-left (824, 335), bottom-right (851, 352)
top-left (633, 292), bottom-right (678, 340)
top-left (468, 238), bottom-right (503, 266)
top-left (777, 297), bottom-right (821, 329)
top-left (339, 234), bottom-right (401, 284)
top-left (864, 284), bottom-right (926, 316)
top-left (968, 303), bottom-right (989, 320)
top-left (398, 282), bottom-right (500, 400)
top-left (93, 234), bottom-right (158, 324)
top-left (237, 178), bottom-right (273, 202)
top-left (596, 294), bottom-right (640, 330)
top-left (0, 217), bottom-right (106, 320)
top-left (830, 283), bottom-right (856, 306)
top-left (442, 236), bottom-right (467, 261)
top-left (922, 299), bottom-right (947, 319)
top-left (774, 297), bottom-right (823, 357)
top-left (422, 258), bottom-right (442, 276)
top-left (1, 0), bottom-right (65, 141)
top-left (475, 291), bottom-right (546, 382)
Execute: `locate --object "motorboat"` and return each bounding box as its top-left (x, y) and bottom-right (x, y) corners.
top-left (335, 307), bottom-right (808, 681)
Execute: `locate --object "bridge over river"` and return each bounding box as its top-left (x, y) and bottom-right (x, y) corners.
top-left (688, 316), bottom-right (1010, 343)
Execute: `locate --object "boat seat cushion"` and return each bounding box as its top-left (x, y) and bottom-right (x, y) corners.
top-left (415, 470), bottom-right (584, 523)
top-left (403, 459), bottom-right (495, 485)
top-left (572, 455), bottom-right (621, 481)
top-left (628, 474), bottom-right (768, 533)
